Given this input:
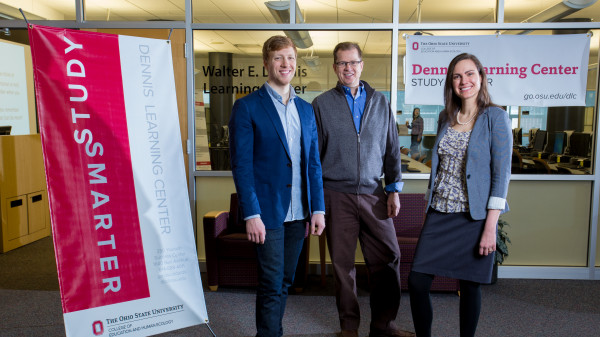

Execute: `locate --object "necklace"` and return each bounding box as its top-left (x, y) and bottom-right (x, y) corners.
top-left (456, 111), bottom-right (476, 125)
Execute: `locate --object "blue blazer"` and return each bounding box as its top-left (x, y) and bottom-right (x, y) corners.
top-left (426, 106), bottom-right (512, 220)
top-left (229, 85), bottom-right (325, 229)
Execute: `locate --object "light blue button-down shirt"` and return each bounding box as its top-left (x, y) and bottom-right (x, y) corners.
top-left (341, 84), bottom-right (366, 134)
top-left (244, 83), bottom-right (307, 222)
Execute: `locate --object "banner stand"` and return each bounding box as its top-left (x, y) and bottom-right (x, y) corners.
top-left (28, 24), bottom-right (209, 337)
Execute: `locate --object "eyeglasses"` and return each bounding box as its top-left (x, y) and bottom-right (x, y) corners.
top-left (335, 60), bottom-right (362, 68)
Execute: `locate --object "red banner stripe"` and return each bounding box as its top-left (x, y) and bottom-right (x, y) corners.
top-left (29, 25), bottom-right (149, 313)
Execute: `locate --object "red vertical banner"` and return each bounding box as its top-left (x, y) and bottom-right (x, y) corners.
top-left (29, 25), bottom-right (149, 313)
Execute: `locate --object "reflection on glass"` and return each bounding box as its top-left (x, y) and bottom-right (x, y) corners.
top-left (513, 106), bottom-right (594, 174)
top-left (193, 0), bottom-right (392, 24)
top-left (85, 0), bottom-right (185, 21)
top-left (193, 0), bottom-right (278, 24)
top-left (0, 1), bottom-right (74, 20)
top-left (298, 0), bottom-right (392, 23)
top-left (396, 29), bottom-right (597, 174)
top-left (399, 0), bottom-right (497, 23)
top-left (193, 30), bottom-right (390, 171)
top-left (265, 1), bottom-right (314, 48)
top-left (504, 0), bottom-right (600, 23)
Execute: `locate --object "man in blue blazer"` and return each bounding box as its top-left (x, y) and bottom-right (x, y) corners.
top-left (229, 35), bottom-right (326, 337)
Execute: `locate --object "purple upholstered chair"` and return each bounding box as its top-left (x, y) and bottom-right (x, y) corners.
top-left (395, 193), bottom-right (459, 292)
top-left (203, 193), bottom-right (309, 291)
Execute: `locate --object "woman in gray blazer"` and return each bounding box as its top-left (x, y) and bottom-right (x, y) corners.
top-left (408, 53), bottom-right (512, 337)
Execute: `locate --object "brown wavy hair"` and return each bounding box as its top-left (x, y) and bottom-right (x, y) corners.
top-left (441, 53), bottom-right (496, 126)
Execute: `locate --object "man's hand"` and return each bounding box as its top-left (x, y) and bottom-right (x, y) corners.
top-left (387, 192), bottom-right (401, 218)
top-left (246, 218), bottom-right (266, 244)
top-left (310, 213), bottom-right (326, 236)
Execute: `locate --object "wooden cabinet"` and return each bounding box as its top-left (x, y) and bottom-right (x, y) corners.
top-left (0, 135), bottom-right (50, 253)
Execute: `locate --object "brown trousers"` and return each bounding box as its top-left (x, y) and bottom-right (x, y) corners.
top-left (324, 189), bottom-right (402, 333)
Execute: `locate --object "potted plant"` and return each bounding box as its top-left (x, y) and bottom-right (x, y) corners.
top-left (491, 218), bottom-right (511, 284)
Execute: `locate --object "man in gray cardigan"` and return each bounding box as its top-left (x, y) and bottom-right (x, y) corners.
top-left (312, 42), bottom-right (413, 337)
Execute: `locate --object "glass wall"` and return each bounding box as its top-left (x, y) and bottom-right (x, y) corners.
top-left (192, 25), bottom-right (599, 176)
top-left (298, 0), bottom-right (393, 23)
top-left (504, 0), bottom-right (600, 23)
top-left (2, 1), bottom-right (599, 175)
top-left (193, 29), bottom-right (391, 171)
top-left (397, 29), bottom-right (599, 175)
top-left (398, 0), bottom-right (497, 23)
top-left (84, 0), bottom-right (186, 21)
top-left (192, 0), bottom-right (271, 24)
top-left (0, 0), bottom-right (74, 20)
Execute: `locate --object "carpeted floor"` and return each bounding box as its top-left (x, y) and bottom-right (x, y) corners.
top-left (1, 237), bottom-right (599, 336)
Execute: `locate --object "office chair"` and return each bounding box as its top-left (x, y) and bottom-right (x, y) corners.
top-left (532, 158), bottom-right (552, 174)
top-left (512, 149), bottom-right (523, 173)
top-left (421, 135), bottom-right (436, 162)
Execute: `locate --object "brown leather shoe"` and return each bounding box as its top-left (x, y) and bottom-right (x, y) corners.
top-left (340, 330), bottom-right (359, 337)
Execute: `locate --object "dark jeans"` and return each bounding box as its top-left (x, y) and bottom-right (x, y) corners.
top-left (255, 219), bottom-right (306, 337)
top-left (410, 134), bottom-right (421, 155)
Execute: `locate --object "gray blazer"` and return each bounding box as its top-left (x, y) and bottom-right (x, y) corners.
top-left (426, 106), bottom-right (512, 220)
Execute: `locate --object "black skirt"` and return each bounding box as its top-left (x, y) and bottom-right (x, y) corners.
top-left (411, 208), bottom-right (494, 284)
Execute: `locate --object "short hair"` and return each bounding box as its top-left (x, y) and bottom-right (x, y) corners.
top-left (262, 35), bottom-right (297, 63)
top-left (333, 42), bottom-right (362, 63)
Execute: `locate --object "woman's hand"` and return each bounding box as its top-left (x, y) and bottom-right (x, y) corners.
top-left (479, 209), bottom-right (500, 256)
top-left (479, 226), bottom-right (496, 256)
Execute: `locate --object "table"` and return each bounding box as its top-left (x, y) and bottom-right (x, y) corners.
top-left (401, 153), bottom-right (431, 173)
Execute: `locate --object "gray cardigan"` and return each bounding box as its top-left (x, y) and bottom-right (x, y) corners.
top-left (427, 106), bottom-right (512, 220)
top-left (312, 81), bottom-right (402, 194)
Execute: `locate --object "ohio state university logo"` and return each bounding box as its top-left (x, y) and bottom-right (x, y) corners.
top-left (92, 321), bottom-right (104, 335)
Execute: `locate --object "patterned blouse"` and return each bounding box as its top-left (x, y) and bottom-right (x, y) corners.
top-left (431, 127), bottom-right (472, 213)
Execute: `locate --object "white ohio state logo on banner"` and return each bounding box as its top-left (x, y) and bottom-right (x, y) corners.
top-left (405, 34), bottom-right (590, 107)
top-left (29, 25), bottom-right (207, 337)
